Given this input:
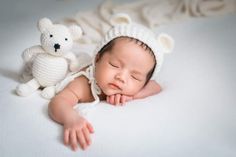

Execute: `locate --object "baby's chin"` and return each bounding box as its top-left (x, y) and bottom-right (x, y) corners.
top-left (100, 88), bottom-right (119, 96)
top-left (103, 90), bottom-right (119, 96)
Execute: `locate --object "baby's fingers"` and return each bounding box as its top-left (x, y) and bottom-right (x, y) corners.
top-left (106, 96), bottom-right (110, 103)
top-left (83, 128), bottom-right (92, 146)
top-left (107, 95), bottom-right (115, 105)
top-left (76, 130), bottom-right (87, 150)
top-left (64, 129), bottom-right (70, 145)
top-left (69, 130), bottom-right (78, 151)
top-left (121, 95), bottom-right (133, 106)
top-left (87, 122), bottom-right (94, 133)
top-left (121, 95), bottom-right (127, 105)
top-left (115, 94), bottom-right (121, 105)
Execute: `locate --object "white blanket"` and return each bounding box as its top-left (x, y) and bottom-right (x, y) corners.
top-left (61, 0), bottom-right (236, 44)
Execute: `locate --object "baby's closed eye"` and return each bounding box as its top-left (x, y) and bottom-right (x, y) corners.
top-left (109, 62), bottom-right (120, 68)
top-left (131, 74), bottom-right (142, 81)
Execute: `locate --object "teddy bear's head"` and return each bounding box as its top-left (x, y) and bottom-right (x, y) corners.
top-left (38, 18), bottom-right (82, 56)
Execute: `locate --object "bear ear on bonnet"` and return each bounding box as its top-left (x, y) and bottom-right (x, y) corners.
top-left (109, 13), bottom-right (175, 54)
top-left (156, 33), bottom-right (175, 54)
top-left (38, 18), bottom-right (53, 33)
top-left (109, 13), bottom-right (132, 26)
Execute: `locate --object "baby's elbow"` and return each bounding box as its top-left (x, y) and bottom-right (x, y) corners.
top-left (150, 80), bottom-right (162, 94)
top-left (48, 97), bottom-right (57, 120)
top-left (155, 84), bottom-right (162, 94)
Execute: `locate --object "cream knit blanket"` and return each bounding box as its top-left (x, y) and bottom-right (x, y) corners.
top-left (62, 0), bottom-right (236, 44)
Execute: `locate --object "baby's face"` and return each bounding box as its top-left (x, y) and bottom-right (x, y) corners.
top-left (95, 38), bottom-right (155, 96)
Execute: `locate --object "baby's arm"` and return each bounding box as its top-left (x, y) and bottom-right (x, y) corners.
top-left (106, 80), bottom-right (161, 106)
top-left (133, 80), bottom-right (161, 99)
top-left (48, 77), bottom-right (94, 151)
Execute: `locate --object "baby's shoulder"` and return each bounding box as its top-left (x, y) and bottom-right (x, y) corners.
top-left (69, 76), bottom-right (94, 102)
top-left (69, 75), bottom-right (90, 90)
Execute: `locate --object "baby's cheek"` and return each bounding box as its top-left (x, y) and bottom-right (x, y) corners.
top-left (124, 83), bottom-right (141, 95)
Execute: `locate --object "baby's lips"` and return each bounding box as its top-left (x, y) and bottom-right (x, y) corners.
top-left (109, 83), bottom-right (122, 90)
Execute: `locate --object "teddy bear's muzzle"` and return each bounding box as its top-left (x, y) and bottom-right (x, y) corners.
top-left (54, 43), bottom-right (60, 52)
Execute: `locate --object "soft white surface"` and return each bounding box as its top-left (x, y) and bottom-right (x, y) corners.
top-left (0, 0), bottom-right (236, 157)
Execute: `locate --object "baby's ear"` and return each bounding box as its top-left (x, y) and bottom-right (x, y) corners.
top-left (109, 13), bottom-right (132, 26)
top-left (69, 25), bottom-right (83, 40)
top-left (157, 33), bottom-right (175, 53)
top-left (38, 18), bottom-right (53, 33)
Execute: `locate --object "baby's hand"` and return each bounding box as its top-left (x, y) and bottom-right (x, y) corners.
top-left (106, 94), bottom-right (133, 106)
top-left (63, 115), bottom-right (94, 151)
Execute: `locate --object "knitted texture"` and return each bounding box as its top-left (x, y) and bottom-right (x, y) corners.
top-left (16, 18), bottom-right (83, 99)
top-left (32, 53), bottom-right (68, 86)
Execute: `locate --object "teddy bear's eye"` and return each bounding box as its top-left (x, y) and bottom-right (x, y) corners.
top-left (65, 38), bottom-right (68, 41)
top-left (50, 34), bottom-right (53, 38)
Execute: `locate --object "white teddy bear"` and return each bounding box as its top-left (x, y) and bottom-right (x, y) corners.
top-left (16, 17), bottom-right (82, 99)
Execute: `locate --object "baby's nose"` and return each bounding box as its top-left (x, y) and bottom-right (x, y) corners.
top-left (115, 71), bottom-right (127, 83)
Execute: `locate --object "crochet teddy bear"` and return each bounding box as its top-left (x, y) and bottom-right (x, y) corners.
top-left (16, 17), bottom-right (82, 99)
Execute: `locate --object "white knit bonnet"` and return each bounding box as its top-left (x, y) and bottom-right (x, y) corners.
top-left (93, 13), bottom-right (174, 79)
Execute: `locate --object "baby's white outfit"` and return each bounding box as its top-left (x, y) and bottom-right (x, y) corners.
top-left (55, 64), bottom-right (101, 116)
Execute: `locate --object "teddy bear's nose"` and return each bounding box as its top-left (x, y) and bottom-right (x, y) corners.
top-left (54, 43), bottom-right (60, 52)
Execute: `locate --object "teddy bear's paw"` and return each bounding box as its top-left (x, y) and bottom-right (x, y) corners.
top-left (16, 84), bottom-right (35, 96)
top-left (41, 86), bottom-right (55, 99)
top-left (22, 49), bottom-right (32, 63)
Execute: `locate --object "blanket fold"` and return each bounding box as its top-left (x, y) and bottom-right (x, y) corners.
top-left (60, 0), bottom-right (236, 44)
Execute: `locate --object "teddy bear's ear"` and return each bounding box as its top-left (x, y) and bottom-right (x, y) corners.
top-left (38, 18), bottom-right (53, 33)
top-left (157, 33), bottom-right (175, 54)
top-left (110, 13), bottom-right (132, 26)
top-left (69, 25), bottom-right (83, 40)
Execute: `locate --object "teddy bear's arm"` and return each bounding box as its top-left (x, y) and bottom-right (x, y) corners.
top-left (22, 45), bottom-right (45, 63)
top-left (64, 52), bottom-right (79, 72)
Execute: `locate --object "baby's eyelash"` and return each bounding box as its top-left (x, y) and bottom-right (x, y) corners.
top-left (109, 62), bottom-right (119, 68)
top-left (131, 75), bottom-right (141, 81)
